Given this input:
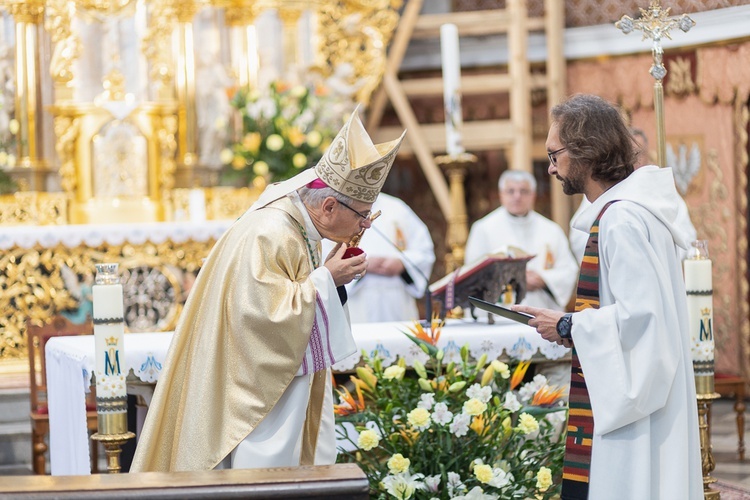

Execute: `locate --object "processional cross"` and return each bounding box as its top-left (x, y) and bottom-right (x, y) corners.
top-left (615, 1), bottom-right (695, 168)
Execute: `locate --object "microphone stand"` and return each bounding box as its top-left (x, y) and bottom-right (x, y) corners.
top-left (368, 224), bottom-right (434, 327)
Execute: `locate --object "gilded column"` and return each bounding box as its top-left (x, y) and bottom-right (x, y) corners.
top-left (278, 6), bottom-right (302, 75)
top-left (174, 0), bottom-right (200, 172)
top-left (6, 0), bottom-right (47, 188)
top-left (225, 3), bottom-right (260, 90)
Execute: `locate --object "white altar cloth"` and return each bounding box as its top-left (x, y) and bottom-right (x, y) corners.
top-left (45, 318), bottom-right (568, 475)
top-left (0, 220), bottom-right (232, 250)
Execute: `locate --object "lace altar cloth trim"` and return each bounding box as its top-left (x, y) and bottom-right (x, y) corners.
top-left (0, 220), bottom-right (234, 250)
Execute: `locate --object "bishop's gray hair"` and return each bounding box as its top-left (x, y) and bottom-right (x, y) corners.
top-left (297, 185), bottom-right (357, 208)
top-left (498, 169), bottom-right (537, 193)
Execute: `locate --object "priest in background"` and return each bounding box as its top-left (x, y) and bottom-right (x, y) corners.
top-left (515, 94), bottom-right (702, 499)
top-left (464, 169), bottom-right (578, 311)
top-left (323, 192), bottom-right (435, 323)
top-left (131, 109), bottom-right (405, 472)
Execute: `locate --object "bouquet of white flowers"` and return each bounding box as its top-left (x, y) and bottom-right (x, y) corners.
top-left (335, 318), bottom-right (567, 499)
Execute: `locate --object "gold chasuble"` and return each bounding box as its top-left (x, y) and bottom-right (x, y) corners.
top-left (132, 196), bottom-right (323, 471)
top-left (132, 106), bottom-right (405, 472)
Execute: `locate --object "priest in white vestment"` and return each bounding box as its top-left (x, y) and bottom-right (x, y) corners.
top-left (515, 94), bottom-right (702, 499)
top-left (131, 108), bottom-right (405, 472)
top-left (322, 192), bottom-right (435, 323)
top-left (465, 170), bottom-right (579, 311)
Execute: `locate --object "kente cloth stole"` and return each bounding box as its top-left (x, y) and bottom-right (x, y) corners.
top-left (561, 201), bottom-right (618, 500)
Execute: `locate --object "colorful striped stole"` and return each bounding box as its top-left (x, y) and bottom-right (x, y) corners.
top-left (561, 201), bottom-right (618, 500)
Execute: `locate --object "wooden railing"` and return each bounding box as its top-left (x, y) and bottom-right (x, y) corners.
top-left (0, 464), bottom-right (369, 499)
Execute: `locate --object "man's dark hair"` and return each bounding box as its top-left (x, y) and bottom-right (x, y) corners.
top-left (550, 94), bottom-right (636, 183)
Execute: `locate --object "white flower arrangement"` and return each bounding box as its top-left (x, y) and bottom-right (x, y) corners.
top-left (335, 319), bottom-right (567, 499)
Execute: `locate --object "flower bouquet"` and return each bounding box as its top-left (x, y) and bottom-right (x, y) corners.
top-left (335, 318), bottom-right (567, 499)
top-left (220, 81), bottom-right (341, 186)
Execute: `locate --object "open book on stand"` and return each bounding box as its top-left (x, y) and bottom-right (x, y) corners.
top-left (429, 247), bottom-right (533, 321)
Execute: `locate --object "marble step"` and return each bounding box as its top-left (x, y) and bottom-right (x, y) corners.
top-left (0, 421), bottom-right (32, 467)
top-left (0, 388), bottom-right (30, 424)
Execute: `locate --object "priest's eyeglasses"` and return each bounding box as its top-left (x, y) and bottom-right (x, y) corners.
top-left (547, 147), bottom-right (567, 166)
top-left (338, 200), bottom-right (371, 221)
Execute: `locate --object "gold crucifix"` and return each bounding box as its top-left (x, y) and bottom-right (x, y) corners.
top-left (615, 1), bottom-right (695, 168)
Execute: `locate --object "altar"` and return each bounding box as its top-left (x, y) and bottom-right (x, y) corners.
top-left (45, 318), bottom-right (569, 476)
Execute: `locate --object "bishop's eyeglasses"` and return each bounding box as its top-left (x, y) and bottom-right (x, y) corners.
top-left (338, 200), bottom-right (372, 221)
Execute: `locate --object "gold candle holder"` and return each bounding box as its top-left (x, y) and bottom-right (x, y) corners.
top-left (697, 393), bottom-right (721, 499)
top-left (436, 152), bottom-right (477, 273)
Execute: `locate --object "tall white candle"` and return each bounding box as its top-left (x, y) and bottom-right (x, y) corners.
top-left (92, 263), bottom-right (127, 401)
top-left (440, 23), bottom-right (465, 157)
top-left (683, 241), bottom-right (714, 381)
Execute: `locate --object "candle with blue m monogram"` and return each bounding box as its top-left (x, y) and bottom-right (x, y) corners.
top-left (683, 240), bottom-right (714, 395)
top-left (92, 262), bottom-right (128, 434)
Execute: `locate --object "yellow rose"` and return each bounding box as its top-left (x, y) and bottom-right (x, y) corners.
top-left (491, 360), bottom-right (511, 379)
top-left (517, 413), bottom-right (539, 434)
top-left (536, 466), bottom-right (552, 492)
top-left (266, 134), bottom-right (284, 152)
top-left (387, 453), bottom-right (410, 474)
top-left (288, 127), bottom-right (305, 148)
top-left (0, 151), bottom-right (7, 166)
top-left (8, 119), bottom-right (19, 135)
top-left (253, 161), bottom-right (269, 176)
top-left (242, 132), bottom-right (261, 154)
top-left (219, 148), bottom-right (234, 165)
top-left (407, 407), bottom-right (430, 429)
top-left (231, 156), bottom-right (246, 170)
top-left (292, 152), bottom-right (308, 169)
top-left (474, 463), bottom-right (493, 484)
top-left (383, 365), bottom-right (405, 381)
top-left (6, 154), bottom-right (16, 168)
top-left (463, 398), bottom-right (487, 416)
top-left (306, 130), bottom-right (322, 148)
top-left (357, 429), bottom-right (380, 451)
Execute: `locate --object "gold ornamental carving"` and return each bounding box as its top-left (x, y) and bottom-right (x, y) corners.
top-left (0, 237), bottom-right (219, 364)
top-left (4, 1), bottom-right (45, 23)
top-left (141, 0), bottom-right (177, 96)
top-left (53, 114), bottom-right (80, 194)
top-left (316, 0), bottom-right (402, 104)
top-left (45, 0), bottom-right (81, 87)
top-left (734, 99), bottom-right (750, 388)
top-left (666, 56), bottom-right (696, 97)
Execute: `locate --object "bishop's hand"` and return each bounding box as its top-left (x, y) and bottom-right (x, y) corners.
top-left (324, 243), bottom-right (367, 286)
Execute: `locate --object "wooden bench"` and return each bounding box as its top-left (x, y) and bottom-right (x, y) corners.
top-left (0, 464), bottom-right (370, 499)
top-left (714, 374), bottom-right (746, 461)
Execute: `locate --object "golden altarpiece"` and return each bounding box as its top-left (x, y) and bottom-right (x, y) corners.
top-left (0, 0), bottom-right (402, 373)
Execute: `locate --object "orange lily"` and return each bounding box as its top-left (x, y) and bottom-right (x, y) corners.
top-left (531, 385), bottom-right (566, 407)
top-left (406, 313), bottom-right (444, 346)
top-left (510, 360), bottom-right (531, 391)
top-left (333, 384), bottom-right (365, 416)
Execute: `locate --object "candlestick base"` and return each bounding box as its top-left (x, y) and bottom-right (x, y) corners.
top-left (697, 392), bottom-right (721, 499)
top-left (435, 153), bottom-right (478, 273)
top-left (91, 431), bottom-right (135, 474)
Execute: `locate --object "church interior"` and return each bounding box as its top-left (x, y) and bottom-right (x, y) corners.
top-left (0, 0), bottom-right (749, 497)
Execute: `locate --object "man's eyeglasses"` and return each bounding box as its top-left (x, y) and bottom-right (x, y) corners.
top-left (338, 200), bottom-right (371, 221)
top-left (547, 147), bottom-right (567, 166)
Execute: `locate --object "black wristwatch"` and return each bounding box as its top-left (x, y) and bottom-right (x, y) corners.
top-left (556, 313), bottom-right (573, 339)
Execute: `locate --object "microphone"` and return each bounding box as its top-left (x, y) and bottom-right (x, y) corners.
top-left (366, 224), bottom-right (434, 326)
